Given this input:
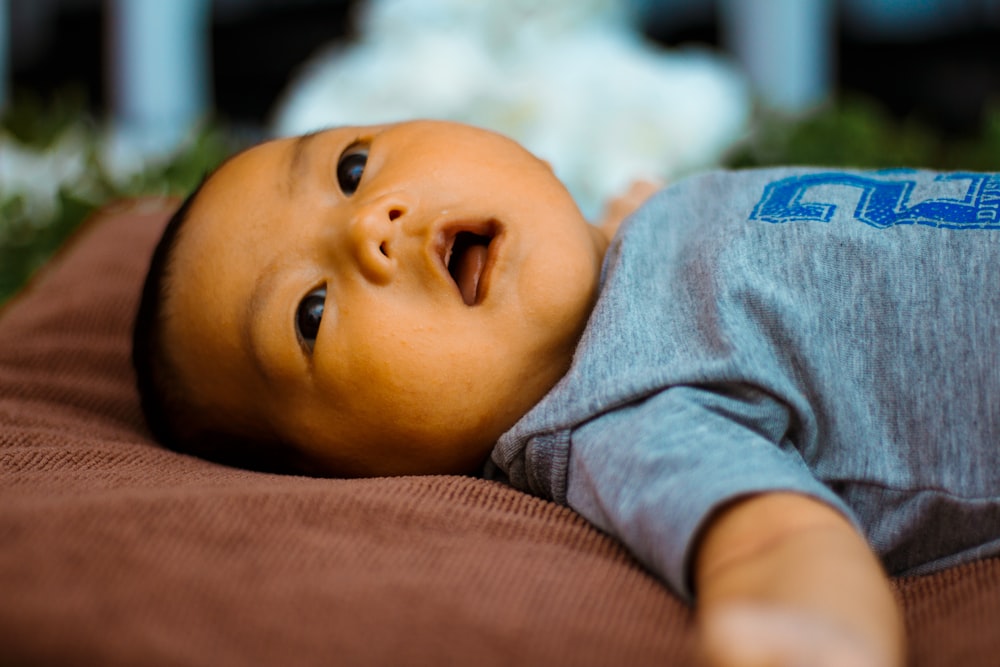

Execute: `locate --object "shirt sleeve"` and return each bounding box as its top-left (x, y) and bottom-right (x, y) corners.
top-left (564, 382), bottom-right (858, 601)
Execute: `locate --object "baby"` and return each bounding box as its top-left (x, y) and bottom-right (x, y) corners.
top-left (134, 119), bottom-right (1000, 667)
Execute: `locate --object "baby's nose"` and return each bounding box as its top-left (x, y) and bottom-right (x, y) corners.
top-left (348, 197), bottom-right (406, 284)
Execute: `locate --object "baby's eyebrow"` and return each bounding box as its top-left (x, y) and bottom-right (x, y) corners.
top-left (286, 131), bottom-right (321, 196)
top-left (242, 261), bottom-right (285, 382)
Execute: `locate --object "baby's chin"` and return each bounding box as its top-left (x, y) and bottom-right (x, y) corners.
top-left (296, 431), bottom-right (496, 479)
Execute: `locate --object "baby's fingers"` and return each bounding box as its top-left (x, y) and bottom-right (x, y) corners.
top-left (596, 178), bottom-right (663, 239)
top-left (699, 603), bottom-right (890, 667)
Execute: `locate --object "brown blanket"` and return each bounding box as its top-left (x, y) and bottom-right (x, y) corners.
top-left (0, 199), bottom-right (997, 666)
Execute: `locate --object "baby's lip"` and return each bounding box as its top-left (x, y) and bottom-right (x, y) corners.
top-left (434, 221), bottom-right (501, 306)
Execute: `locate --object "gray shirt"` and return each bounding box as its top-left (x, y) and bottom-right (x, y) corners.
top-left (488, 167), bottom-right (1000, 599)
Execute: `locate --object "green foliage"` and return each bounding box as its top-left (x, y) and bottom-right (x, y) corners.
top-left (0, 192), bottom-right (93, 302)
top-left (729, 95), bottom-right (1000, 171)
top-left (1, 87), bottom-right (96, 147)
top-left (0, 95), bottom-right (236, 305)
top-left (104, 126), bottom-right (237, 198)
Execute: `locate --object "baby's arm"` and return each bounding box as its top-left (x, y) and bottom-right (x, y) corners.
top-left (695, 493), bottom-right (904, 667)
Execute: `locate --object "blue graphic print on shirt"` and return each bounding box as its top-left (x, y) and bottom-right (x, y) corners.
top-left (750, 172), bottom-right (1000, 229)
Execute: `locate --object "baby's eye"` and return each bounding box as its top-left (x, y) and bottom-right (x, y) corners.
top-left (336, 146), bottom-right (368, 195)
top-left (296, 287), bottom-right (326, 350)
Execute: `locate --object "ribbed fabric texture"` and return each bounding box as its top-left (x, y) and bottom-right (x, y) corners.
top-left (0, 199), bottom-right (996, 666)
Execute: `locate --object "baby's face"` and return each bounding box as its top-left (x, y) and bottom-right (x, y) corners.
top-left (164, 120), bottom-right (608, 476)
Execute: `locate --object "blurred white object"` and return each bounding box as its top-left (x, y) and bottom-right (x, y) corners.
top-left (108, 0), bottom-right (211, 156)
top-left (272, 0), bottom-right (750, 218)
top-left (0, 130), bottom-right (89, 221)
top-left (720, 0), bottom-right (833, 113)
top-left (0, 121), bottom-right (184, 227)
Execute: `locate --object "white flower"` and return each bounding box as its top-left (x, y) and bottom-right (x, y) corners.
top-left (273, 0), bottom-right (749, 218)
top-left (0, 131), bottom-right (91, 225)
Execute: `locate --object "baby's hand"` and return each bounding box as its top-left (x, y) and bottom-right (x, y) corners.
top-left (700, 603), bottom-right (892, 667)
top-left (694, 494), bottom-right (904, 667)
top-left (596, 178), bottom-right (662, 241)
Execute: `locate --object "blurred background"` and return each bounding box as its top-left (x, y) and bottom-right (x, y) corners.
top-left (3, 0), bottom-right (1000, 303)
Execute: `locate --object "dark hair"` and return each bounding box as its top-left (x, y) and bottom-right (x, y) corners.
top-left (132, 182), bottom-right (311, 475)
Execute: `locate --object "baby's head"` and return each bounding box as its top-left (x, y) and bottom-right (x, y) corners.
top-left (133, 120), bottom-right (609, 477)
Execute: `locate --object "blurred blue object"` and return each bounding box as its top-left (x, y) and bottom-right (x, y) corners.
top-left (720, 0), bottom-right (833, 113)
top-left (841, 0), bottom-right (992, 38)
top-left (108, 0), bottom-right (211, 155)
top-left (635, 0), bottom-right (835, 113)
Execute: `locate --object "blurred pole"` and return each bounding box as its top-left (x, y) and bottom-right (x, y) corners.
top-left (720, 0), bottom-right (833, 114)
top-left (108, 0), bottom-right (212, 154)
top-left (0, 0), bottom-right (8, 111)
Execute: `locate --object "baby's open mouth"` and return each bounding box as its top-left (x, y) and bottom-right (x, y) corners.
top-left (442, 228), bottom-right (496, 306)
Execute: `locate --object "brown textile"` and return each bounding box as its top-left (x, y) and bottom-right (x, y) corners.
top-left (0, 199), bottom-right (997, 666)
